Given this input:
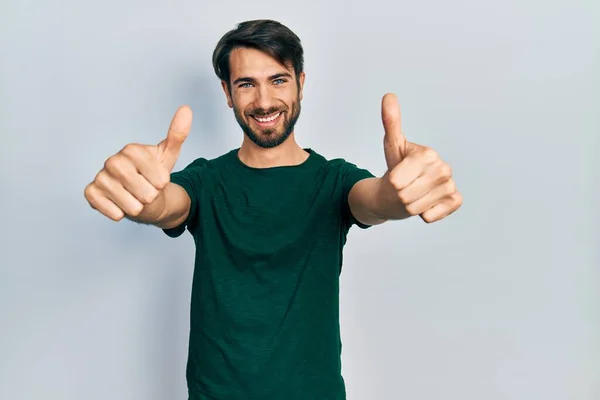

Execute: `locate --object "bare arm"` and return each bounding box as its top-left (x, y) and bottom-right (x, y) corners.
top-left (348, 176), bottom-right (410, 227)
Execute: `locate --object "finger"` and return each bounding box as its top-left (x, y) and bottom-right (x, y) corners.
top-left (160, 105), bottom-right (193, 170)
top-left (420, 193), bottom-right (463, 223)
top-left (95, 170), bottom-right (145, 217)
top-left (397, 160), bottom-right (452, 204)
top-left (388, 153), bottom-right (428, 191)
top-left (119, 172), bottom-right (160, 206)
top-left (397, 173), bottom-right (436, 205)
top-left (105, 153), bottom-right (160, 204)
top-left (404, 179), bottom-right (457, 216)
top-left (382, 93), bottom-right (407, 169)
top-left (85, 184), bottom-right (125, 221)
top-left (121, 144), bottom-right (170, 190)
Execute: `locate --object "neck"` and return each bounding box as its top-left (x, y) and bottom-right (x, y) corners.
top-left (237, 133), bottom-right (309, 168)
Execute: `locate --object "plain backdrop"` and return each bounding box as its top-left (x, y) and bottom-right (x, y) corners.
top-left (1, 0), bottom-right (598, 399)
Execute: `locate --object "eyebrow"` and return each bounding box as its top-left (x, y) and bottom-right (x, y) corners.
top-left (232, 72), bottom-right (293, 86)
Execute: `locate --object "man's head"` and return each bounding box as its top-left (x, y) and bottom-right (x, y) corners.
top-left (212, 20), bottom-right (305, 148)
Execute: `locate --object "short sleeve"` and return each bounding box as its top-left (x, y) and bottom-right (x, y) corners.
top-left (340, 161), bottom-right (376, 230)
top-left (162, 158), bottom-right (208, 238)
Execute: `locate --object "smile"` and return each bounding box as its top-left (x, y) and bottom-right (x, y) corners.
top-left (252, 112), bottom-right (282, 126)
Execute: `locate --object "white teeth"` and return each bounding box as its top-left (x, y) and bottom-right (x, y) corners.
top-left (255, 112), bottom-right (281, 123)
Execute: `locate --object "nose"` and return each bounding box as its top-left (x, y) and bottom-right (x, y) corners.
top-left (255, 85), bottom-right (276, 112)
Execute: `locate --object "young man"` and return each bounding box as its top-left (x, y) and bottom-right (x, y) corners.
top-left (84, 19), bottom-right (462, 400)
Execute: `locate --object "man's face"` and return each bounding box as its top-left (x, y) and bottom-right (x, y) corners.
top-left (222, 47), bottom-right (305, 148)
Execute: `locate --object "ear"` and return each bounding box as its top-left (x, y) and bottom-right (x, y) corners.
top-left (298, 72), bottom-right (306, 100)
top-left (221, 80), bottom-right (233, 108)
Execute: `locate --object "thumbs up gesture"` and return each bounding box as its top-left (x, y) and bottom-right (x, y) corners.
top-left (84, 105), bottom-right (193, 221)
top-left (380, 94), bottom-right (462, 223)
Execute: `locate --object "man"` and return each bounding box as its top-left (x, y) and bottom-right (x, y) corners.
top-left (84, 19), bottom-right (462, 400)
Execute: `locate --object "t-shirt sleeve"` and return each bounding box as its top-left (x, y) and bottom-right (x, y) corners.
top-left (162, 158), bottom-right (208, 238)
top-left (340, 160), bottom-right (376, 230)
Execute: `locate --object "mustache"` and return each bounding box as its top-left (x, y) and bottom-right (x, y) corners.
top-left (249, 107), bottom-right (286, 117)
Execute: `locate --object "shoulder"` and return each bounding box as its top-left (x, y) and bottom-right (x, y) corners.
top-left (308, 149), bottom-right (349, 170)
top-left (206, 149), bottom-right (238, 166)
top-left (175, 149), bottom-right (237, 173)
top-left (310, 149), bottom-right (372, 177)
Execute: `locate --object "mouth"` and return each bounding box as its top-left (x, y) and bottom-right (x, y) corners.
top-left (251, 111), bottom-right (283, 128)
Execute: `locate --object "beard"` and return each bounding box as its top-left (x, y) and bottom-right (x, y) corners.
top-left (233, 97), bottom-right (301, 149)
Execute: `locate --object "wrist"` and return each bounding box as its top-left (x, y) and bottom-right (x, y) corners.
top-left (128, 188), bottom-right (168, 224)
top-left (374, 174), bottom-right (411, 221)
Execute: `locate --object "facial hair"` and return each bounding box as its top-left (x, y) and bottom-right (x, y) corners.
top-left (233, 97), bottom-right (301, 149)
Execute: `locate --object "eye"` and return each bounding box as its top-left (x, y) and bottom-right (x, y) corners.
top-left (273, 79), bottom-right (286, 85)
top-left (239, 83), bottom-right (253, 88)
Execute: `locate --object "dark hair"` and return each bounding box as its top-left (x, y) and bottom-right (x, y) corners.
top-left (212, 19), bottom-right (304, 92)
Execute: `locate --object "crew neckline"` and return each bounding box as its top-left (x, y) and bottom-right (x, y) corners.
top-left (232, 148), bottom-right (315, 171)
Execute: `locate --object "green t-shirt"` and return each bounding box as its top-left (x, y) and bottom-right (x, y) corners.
top-left (163, 148), bottom-right (374, 400)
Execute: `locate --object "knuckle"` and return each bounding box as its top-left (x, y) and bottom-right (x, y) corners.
top-left (95, 170), bottom-right (111, 188)
top-left (121, 143), bottom-right (141, 156)
top-left (405, 203), bottom-right (419, 216)
top-left (439, 162), bottom-right (452, 179)
top-left (83, 183), bottom-right (95, 201)
top-left (422, 214), bottom-right (434, 223)
top-left (157, 170), bottom-right (171, 189)
top-left (143, 189), bottom-right (159, 204)
top-left (127, 202), bottom-right (144, 217)
top-left (109, 210), bottom-right (125, 222)
top-left (103, 155), bottom-right (120, 173)
top-left (387, 172), bottom-right (401, 190)
top-left (397, 190), bottom-right (411, 204)
top-left (158, 178), bottom-right (170, 190)
top-left (453, 191), bottom-right (463, 206)
top-left (445, 179), bottom-right (457, 194)
top-left (420, 147), bottom-right (438, 163)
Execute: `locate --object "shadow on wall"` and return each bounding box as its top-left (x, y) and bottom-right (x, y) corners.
top-left (80, 71), bottom-right (225, 398)
top-left (146, 71), bottom-right (224, 399)
top-left (85, 69), bottom-right (225, 255)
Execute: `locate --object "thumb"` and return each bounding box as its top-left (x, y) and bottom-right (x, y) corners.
top-left (159, 105), bottom-right (193, 171)
top-left (381, 93), bottom-right (408, 170)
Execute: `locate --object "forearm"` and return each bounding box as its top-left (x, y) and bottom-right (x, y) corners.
top-left (349, 176), bottom-right (411, 225)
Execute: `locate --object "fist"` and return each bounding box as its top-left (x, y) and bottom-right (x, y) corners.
top-left (84, 105), bottom-right (193, 221)
top-left (381, 93), bottom-right (462, 223)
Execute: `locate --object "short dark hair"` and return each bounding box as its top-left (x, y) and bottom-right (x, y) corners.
top-left (212, 19), bottom-right (304, 91)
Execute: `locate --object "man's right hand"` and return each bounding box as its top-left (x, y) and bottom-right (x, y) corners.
top-left (84, 105), bottom-right (193, 222)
